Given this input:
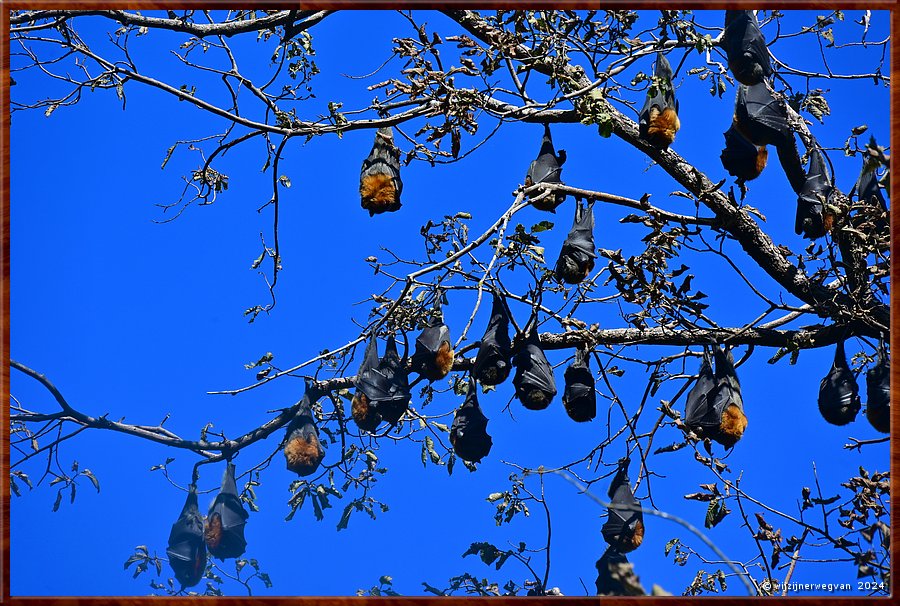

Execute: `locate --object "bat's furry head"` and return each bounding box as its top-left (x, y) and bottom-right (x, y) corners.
top-left (519, 387), bottom-right (552, 410)
top-left (352, 391), bottom-right (381, 433)
top-left (556, 254), bottom-right (594, 284)
top-left (531, 191), bottom-right (567, 212)
top-left (360, 173), bottom-right (400, 215)
top-left (284, 433), bottom-right (325, 476)
top-left (730, 55), bottom-right (766, 86)
top-left (619, 519), bottom-right (645, 553)
top-left (434, 341), bottom-right (455, 378)
top-left (646, 107), bottom-right (680, 149)
top-left (204, 512), bottom-right (223, 551)
top-left (755, 146), bottom-right (769, 177)
top-left (716, 404), bottom-right (748, 447)
top-left (476, 362), bottom-right (510, 386)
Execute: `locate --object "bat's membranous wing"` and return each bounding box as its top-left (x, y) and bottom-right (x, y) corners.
top-left (205, 462), bottom-right (249, 560)
top-left (734, 83), bottom-right (792, 147)
top-left (411, 301), bottom-right (454, 381)
top-left (352, 337), bottom-right (383, 432)
top-left (473, 294), bottom-right (513, 386)
top-left (284, 392), bottom-right (326, 476)
top-left (370, 334), bottom-right (412, 425)
top-left (720, 124), bottom-right (765, 182)
top-left (512, 325), bottom-right (557, 410)
top-left (818, 340), bottom-right (861, 426)
top-left (450, 378), bottom-right (493, 463)
top-left (684, 349), bottom-right (717, 433)
top-left (562, 348), bottom-right (596, 422)
top-left (166, 487), bottom-right (207, 588)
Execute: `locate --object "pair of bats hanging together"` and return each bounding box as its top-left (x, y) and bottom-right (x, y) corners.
top-left (352, 334), bottom-right (412, 432)
top-left (284, 389), bottom-right (327, 476)
top-left (684, 347), bottom-right (748, 448)
top-left (720, 10), bottom-right (840, 240)
top-left (166, 464), bottom-right (250, 589)
top-left (818, 339), bottom-right (890, 433)
top-left (596, 458), bottom-right (644, 595)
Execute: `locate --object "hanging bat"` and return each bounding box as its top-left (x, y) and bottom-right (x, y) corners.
top-left (795, 146), bottom-right (835, 240)
top-left (352, 337), bottom-right (383, 433)
top-left (865, 340), bottom-right (890, 434)
top-left (284, 391), bottom-right (326, 476)
top-left (525, 124), bottom-right (567, 212)
top-left (685, 348), bottom-right (747, 447)
top-left (205, 462), bottom-right (249, 560)
top-left (638, 52), bottom-right (680, 149)
top-left (411, 298), bottom-right (455, 382)
top-left (595, 547), bottom-right (637, 596)
top-left (166, 487), bottom-right (207, 589)
top-left (512, 323), bottom-right (557, 410)
top-left (555, 200), bottom-right (597, 284)
top-left (709, 346), bottom-right (748, 448)
top-left (601, 457), bottom-right (644, 553)
top-left (473, 293), bottom-right (513, 386)
top-left (360, 334), bottom-right (411, 425)
top-left (733, 83), bottom-right (805, 194)
top-left (563, 348), bottom-right (596, 422)
top-left (360, 126), bottom-right (402, 216)
top-left (720, 124), bottom-right (768, 183)
top-left (818, 340), bottom-right (861, 426)
top-left (853, 157), bottom-right (889, 235)
top-left (723, 10), bottom-right (773, 85)
top-left (450, 377), bottom-right (493, 463)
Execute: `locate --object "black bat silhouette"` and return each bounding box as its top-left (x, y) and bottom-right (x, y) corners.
top-left (796, 146), bottom-right (836, 240)
top-left (685, 348), bottom-right (747, 447)
top-left (364, 334), bottom-right (411, 425)
top-left (284, 390), bottom-right (326, 476)
top-left (562, 348), bottom-right (596, 422)
top-left (166, 487), bottom-right (206, 589)
top-left (720, 124), bottom-right (768, 183)
top-left (473, 294), bottom-right (513, 386)
top-left (723, 10), bottom-right (772, 85)
top-left (205, 462), bottom-right (249, 560)
top-left (352, 337), bottom-right (383, 433)
top-left (450, 377), bottom-right (493, 463)
top-left (865, 339), bottom-right (890, 434)
top-left (601, 457), bottom-right (644, 553)
top-left (360, 126), bottom-right (402, 216)
top-left (512, 323), bottom-right (557, 410)
top-left (638, 52), bottom-right (680, 149)
top-left (525, 124), bottom-right (567, 212)
top-left (555, 200), bottom-right (597, 285)
top-left (818, 340), bottom-right (861, 426)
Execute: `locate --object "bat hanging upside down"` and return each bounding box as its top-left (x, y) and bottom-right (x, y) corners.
top-left (283, 389), bottom-right (326, 476)
top-left (360, 126), bottom-right (403, 216)
top-left (638, 52), bottom-right (680, 149)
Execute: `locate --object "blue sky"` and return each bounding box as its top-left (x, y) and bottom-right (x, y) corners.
top-left (10, 10), bottom-right (889, 596)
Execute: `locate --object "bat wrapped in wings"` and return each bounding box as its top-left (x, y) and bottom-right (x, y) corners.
top-left (473, 293), bottom-right (513, 386)
top-left (562, 348), bottom-right (596, 422)
top-left (554, 200), bottom-right (597, 285)
top-left (525, 124), bottom-right (567, 212)
top-left (865, 339), bottom-right (890, 434)
top-left (684, 347), bottom-right (747, 447)
top-left (722, 10), bottom-right (773, 85)
top-left (358, 334), bottom-right (411, 425)
top-left (638, 52), bottom-right (680, 149)
top-left (450, 377), bottom-right (493, 463)
top-left (411, 298), bottom-right (455, 382)
top-left (720, 123), bottom-right (768, 184)
top-left (818, 340), bottom-right (861, 426)
top-left (352, 337), bottom-right (383, 433)
top-left (166, 486), bottom-right (206, 589)
top-left (852, 154), bottom-right (889, 235)
top-left (360, 126), bottom-right (402, 216)
top-left (205, 462), bottom-right (249, 560)
top-left (733, 83), bottom-right (806, 194)
top-left (795, 146), bottom-right (837, 240)
top-left (284, 389), bottom-right (326, 476)
top-left (601, 458), bottom-right (644, 553)
top-left (512, 323), bottom-right (557, 410)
